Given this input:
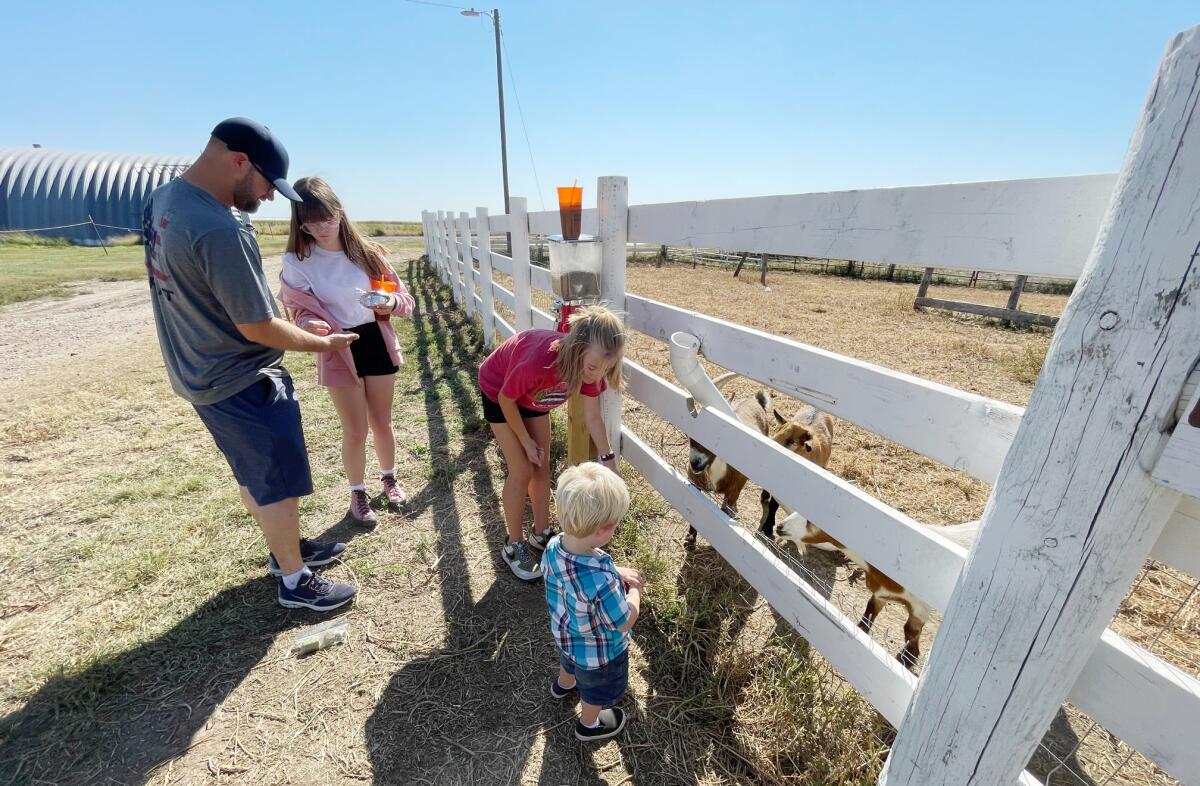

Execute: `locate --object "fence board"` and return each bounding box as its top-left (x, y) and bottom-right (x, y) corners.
top-left (529, 263), bottom-right (553, 295)
top-left (623, 175), bottom-right (1115, 278)
top-left (621, 427), bottom-right (918, 724)
top-left (1155, 496), bottom-right (1200, 578)
top-left (627, 294), bottom-right (1021, 483)
top-left (492, 281), bottom-right (516, 311)
top-left (625, 360), bottom-right (966, 608)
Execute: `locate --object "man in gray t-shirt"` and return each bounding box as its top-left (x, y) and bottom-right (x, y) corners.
top-left (144, 117), bottom-right (359, 612)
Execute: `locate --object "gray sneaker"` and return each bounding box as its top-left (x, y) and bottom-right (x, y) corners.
top-left (528, 527), bottom-right (558, 553)
top-left (502, 537), bottom-right (543, 581)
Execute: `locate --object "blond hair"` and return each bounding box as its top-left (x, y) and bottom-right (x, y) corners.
top-left (555, 462), bottom-right (630, 537)
top-left (286, 176), bottom-right (390, 279)
top-left (555, 305), bottom-right (625, 394)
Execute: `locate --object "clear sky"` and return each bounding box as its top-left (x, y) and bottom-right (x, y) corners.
top-left (2, 1), bottom-right (1196, 221)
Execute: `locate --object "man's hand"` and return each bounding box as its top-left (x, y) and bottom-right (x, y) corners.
top-left (323, 332), bottom-right (358, 351)
top-left (302, 319), bottom-right (332, 336)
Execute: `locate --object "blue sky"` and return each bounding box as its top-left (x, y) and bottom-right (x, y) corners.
top-left (2, 1), bottom-right (1196, 220)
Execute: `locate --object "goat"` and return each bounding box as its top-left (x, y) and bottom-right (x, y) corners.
top-left (686, 372), bottom-right (771, 547)
top-left (758, 406), bottom-right (835, 539)
top-left (756, 406), bottom-right (979, 668)
top-left (774, 511), bottom-right (980, 668)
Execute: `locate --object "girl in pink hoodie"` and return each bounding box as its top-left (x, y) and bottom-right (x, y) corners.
top-left (278, 177), bottom-right (415, 525)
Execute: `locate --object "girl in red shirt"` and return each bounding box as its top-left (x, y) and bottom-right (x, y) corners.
top-left (477, 306), bottom-right (624, 581)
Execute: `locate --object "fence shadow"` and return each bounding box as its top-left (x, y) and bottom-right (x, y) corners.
top-left (366, 261), bottom-right (619, 783)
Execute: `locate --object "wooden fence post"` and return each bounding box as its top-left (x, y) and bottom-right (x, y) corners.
top-left (759, 253), bottom-right (768, 287)
top-left (442, 211), bottom-right (458, 296)
top-left (658, 243), bottom-right (667, 268)
top-left (457, 212), bottom-right (475, 319)
top-left (434, 211), bottom-right (446, 284)
top-left (509, 197), bottom-right (533, 332)
top-left (597, 175), bottom-right (628, 463)
top-left (420, 211), bottom-right (430, 261)
top-left (476, 207), bottom-right (496, 347)
top-left (733, 251), bottom-right (748, 278)
top-left (1002, 274), bottom-right (1028, 328)
top-left (882, 26), bottom-right (1200, 785)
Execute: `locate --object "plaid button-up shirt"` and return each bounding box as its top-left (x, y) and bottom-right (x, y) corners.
top-left (542, 535), bottom-right (631, 668)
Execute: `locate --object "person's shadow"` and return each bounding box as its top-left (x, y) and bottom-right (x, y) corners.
top-left (0, 513), bottom-right (367, 786)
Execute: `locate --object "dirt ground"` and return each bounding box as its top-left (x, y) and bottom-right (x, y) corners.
top-left (1, 251), bottom-right (1193, 786)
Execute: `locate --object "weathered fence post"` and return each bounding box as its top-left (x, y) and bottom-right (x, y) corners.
top-left (658, 243), bottom-right (667, 268)
top-left (420, 210), bottom-right (431, 261)
top-left (759, 253), bottom-right (768, 287)
top-left (509, 197), bottom-right (533, 333)
top-left (597, 176), bottom-right (628, 463)
top-left (882, 26), bottom-right (1200, 786)
top-left (733, 251), bottom-right (748, 278)
top-left (1001, 274), bottom-right (1029, 328)
top-left (476, 207), bottom-right (496, 347)
top-left (442, 211), bottom-right (458, 297)
top-left (457, 212), bottom-right (475, 319)
top-left (434, 212), bottom-right (448, 285)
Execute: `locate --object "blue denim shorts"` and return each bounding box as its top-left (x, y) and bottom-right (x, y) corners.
top-left (561, 649), bottom-right (629, 707)
top-left (193, 373), bottom-right (314, 506)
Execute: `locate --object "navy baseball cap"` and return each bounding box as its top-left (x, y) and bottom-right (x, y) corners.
top-left (211, 117), bottom-right (302, 202)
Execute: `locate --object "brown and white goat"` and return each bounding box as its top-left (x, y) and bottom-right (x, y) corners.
top-left (686, 372), bottom-right (771, 546)
top-left (772, 508), bottom-right (980, 668)
top-left (758, 406), bottom-right (835, 539)
top-left (757, 406), bottom-right (980, 668)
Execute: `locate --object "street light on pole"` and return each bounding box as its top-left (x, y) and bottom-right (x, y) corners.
top-left (461, 7), bottom-right (511, 254)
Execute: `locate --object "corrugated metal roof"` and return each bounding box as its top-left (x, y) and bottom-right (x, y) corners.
top-left (0, 146), bottom-right (194, 242)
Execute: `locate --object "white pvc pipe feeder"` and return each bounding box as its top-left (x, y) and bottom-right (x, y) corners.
top-left (669, 332), bottom-right (738, 418)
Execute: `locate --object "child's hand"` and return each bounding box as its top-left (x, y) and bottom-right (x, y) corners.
top-left (370, 293), bottom-right (397, 315)
top-left (521, 436), bottom-right (544, 466)
top-left (303, 319), bottom-right (332, 336)
top-left (617, 566), bottom-right (644, 589)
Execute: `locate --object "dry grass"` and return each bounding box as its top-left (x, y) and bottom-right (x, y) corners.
top-left (1, 252), bottom-right (1193, 785)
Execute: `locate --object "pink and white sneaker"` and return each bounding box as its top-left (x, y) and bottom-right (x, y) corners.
top-left (349, 489), bottom-right (378, 526)
top-left (381, 474), bottom-right (407, 510)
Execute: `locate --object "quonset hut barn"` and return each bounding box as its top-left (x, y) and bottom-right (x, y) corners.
top-left (0, 146), bottom-right (193, 244)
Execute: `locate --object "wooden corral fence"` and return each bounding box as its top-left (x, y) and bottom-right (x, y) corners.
top-left (421, 26), bottom-right (1200, 786)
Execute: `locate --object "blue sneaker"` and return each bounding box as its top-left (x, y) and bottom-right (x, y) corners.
top-left (267, 539), bottom-right (348, 576)
top-left (277, 571), bottom-right (358, 611)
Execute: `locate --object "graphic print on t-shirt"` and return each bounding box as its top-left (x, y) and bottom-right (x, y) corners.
top-left (532, 383), bottom-right (569, 409)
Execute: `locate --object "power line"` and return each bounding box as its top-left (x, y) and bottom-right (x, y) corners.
top-left (499, 28), bottom-right (546, 212)
top-left (397, 0), bottom-right (470, 10)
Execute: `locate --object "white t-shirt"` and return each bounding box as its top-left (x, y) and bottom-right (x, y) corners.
top-left (281, 245), bottom-right (376, 329)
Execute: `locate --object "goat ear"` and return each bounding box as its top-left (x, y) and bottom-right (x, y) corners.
top-left (773, 409), bottom-right (786, 425)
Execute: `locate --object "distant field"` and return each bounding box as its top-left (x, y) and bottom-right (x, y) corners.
top-left (253, 220), bottom-right (423, 237)
top-left (0, 236), bottom-right (289, 306)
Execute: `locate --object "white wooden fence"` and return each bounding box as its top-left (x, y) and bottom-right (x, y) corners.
top-left (421, 25), bottom-right (1200, 786)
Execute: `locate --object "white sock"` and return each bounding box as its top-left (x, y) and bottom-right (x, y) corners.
top-left (282, 566), bottom-right (311, 590)
top-left (349, 483), bottom-right (366, 492)
top-left (380, 468), bottom-right (395, 478)
top-left (580, 716), bottom-right (600, 728)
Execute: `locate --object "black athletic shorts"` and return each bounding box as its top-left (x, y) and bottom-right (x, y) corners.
top-left (347, 321), bottom-right (399, 377)
top-left (480, 389), bottom-right (549, 424)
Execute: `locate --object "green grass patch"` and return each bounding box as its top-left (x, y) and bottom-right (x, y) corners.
top-left (0, 236), bottom-right (288, 306)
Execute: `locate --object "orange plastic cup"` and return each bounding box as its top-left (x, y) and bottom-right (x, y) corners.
top-left (557, 186), bottom-right (583, 240)
top-left (371, 278), bottom-right (397, 293)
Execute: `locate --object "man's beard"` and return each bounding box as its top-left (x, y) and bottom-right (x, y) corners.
top-left (232, 172), bottom-right (262, 213)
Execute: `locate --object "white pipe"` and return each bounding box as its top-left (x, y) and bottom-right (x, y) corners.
top-left (669, 332), bottom-right (738, 419)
